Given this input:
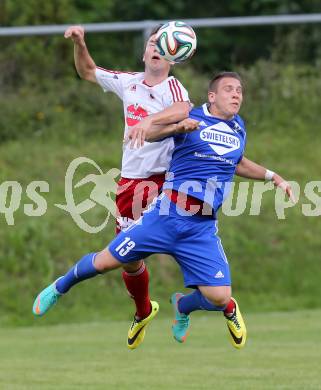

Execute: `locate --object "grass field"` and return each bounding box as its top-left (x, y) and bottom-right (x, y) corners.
top-left (0, 310), bottom-right (320, 390)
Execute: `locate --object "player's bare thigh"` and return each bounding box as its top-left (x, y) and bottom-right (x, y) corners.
top-left (93, 249), bottom-right (143, 273)
top-left (93, 249), bottom-right (123, 271)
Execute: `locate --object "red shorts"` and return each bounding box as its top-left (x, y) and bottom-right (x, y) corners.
top-left (115, 173), bottom-right (165, 233)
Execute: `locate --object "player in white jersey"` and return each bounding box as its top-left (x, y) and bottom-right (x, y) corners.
top-left (64, 24), bottom-right (190, 349)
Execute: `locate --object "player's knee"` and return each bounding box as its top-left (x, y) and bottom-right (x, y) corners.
top-left (122, 260), bottom-right (144, 273)
top-left (94, 249), bottom-right (122, 272)
top-left (200, 286), bottom-right (231, 307)
top-left (213, 294), bottom-right (230, 307)
top-left (207, 294), bottom-right (230, 307)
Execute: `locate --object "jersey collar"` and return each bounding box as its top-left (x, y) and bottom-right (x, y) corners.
top-left (202, 103), bottom-right (236, 122)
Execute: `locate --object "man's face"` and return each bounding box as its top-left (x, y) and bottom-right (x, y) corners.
top-left (208, 77), bottom-right (243, 119)
top-left (143, 34), bottom-right (171, 73)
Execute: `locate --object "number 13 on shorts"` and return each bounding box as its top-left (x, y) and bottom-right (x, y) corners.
top-left (115, 237), bottom-right (136, 256)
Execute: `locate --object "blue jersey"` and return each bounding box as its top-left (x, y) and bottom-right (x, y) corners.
top-left (163, 104), bottom-right (247, 213)
top-left (109, 103), bottom-right (246, 287)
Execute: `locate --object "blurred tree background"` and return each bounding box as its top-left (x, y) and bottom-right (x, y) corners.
top-left (0, 0), bottom-right (321, 325)
top-left (1, 0), bottom-right (321, 91)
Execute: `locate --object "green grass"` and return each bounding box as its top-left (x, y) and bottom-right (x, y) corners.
top-left (0, 310), bottom-right (320, 389)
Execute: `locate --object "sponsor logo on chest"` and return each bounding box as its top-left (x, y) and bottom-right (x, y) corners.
top-left (126, 104), bottom-right (148, 126)
top-left (200, 122), bottom-right (241, 156)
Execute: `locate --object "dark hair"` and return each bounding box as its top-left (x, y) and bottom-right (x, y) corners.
top-left (208, 71), bottom-right (243, 92)
top-left (148, 24), bottom-right (163, 38)
top-left (143, 24), bottom-right (163, 51)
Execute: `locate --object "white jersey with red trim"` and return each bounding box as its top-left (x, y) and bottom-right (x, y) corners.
top-left (95, 67), bottom-right (189, 179)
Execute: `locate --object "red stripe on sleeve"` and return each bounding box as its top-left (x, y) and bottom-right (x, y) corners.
top-left (96, 66), bottom-right (138, 75)
top-left (168, 80), bottom-right (177, 101)
top-left (171, 79), bottom-right (181, 102)
top-left (174, 79), bottom-right (183, 101)
top-left (96, 66), bottom-right (119, 74)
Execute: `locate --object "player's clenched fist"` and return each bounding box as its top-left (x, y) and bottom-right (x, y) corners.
top-left (176, 118), bottom-right (199, 133)
top-left (64, 26), bottom-right (85, 44)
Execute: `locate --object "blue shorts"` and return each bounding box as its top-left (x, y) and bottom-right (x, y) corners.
top-left (108, 194), bottom-right (231, 288)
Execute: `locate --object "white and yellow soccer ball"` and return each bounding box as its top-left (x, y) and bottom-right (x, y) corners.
top-left (155, 21), bottom-right (197, 63)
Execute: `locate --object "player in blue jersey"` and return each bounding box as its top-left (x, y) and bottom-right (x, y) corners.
top-left (32, 72), bottom-right (294, 349)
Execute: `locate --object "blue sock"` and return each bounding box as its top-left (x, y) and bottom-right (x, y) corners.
top-left (55, 252), bottom-right (100, 294)
top-left (178, 289), bottom-right (226, 315)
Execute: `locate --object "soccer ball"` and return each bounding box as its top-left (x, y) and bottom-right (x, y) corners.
top-left (155, 21), bottom-right (197, 63)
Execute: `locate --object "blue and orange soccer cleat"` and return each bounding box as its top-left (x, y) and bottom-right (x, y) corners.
top-left (224, 297), bottom-right (247, 349)
top-left (170, 292), bottom-right (190, 343)
top-left (32, 280), bottom-right (62, 316)
top-left (127, 300), bottom-right (159, 350)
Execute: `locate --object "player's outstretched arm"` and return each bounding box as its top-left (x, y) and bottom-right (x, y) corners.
top-left (147, 118), bottom-right (199, 142)
top-left (236, 157), bottom-right (295, 202)
top-left (125, 118), bottom-right (199, 147)
top-left (124, 102), bottom-right (191, 148)
top-left (64, 25), bottom-right (97, 83)
top-left (146, 101), bottom-right (191, 127)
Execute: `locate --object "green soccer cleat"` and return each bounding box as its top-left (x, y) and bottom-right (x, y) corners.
top-left (170, 292), bottom-right (190, 343)
top-left (224, 297), bottom-right (247, 349)
top-left (32, 280), bottom-right (62, 316)
top-left (127, 300), bottom-right (159, 350)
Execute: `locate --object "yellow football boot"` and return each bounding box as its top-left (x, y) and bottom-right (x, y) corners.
top-left (127, 301), bottom-right (159, 349)
top-left (224, 297), bottom-right (247, 349)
